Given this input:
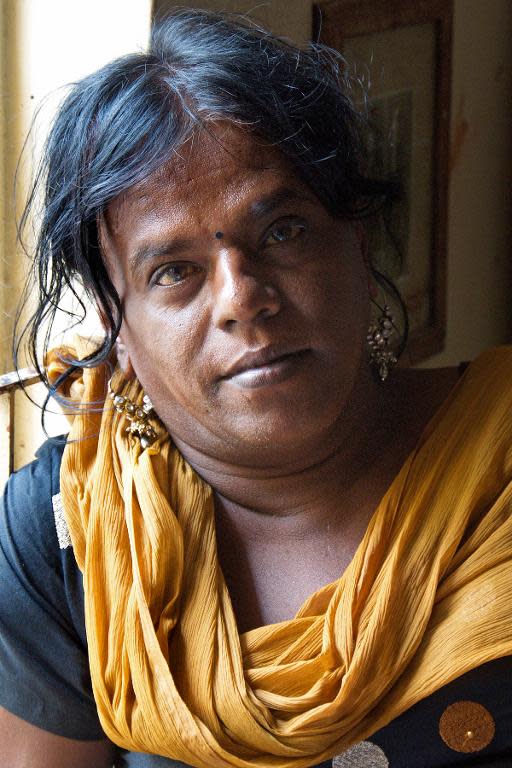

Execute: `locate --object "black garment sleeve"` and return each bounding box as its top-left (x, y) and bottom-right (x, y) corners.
top-left (0, 438), bottom-right (104, 740)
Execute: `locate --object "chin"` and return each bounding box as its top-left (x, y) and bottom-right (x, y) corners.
top-left (219, 396), bottom-right (347, 464)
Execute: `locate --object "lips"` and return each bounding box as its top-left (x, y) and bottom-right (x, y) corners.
top-left (221, 346), bottom-right (310, 389)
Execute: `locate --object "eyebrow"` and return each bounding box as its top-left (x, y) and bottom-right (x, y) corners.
top-left (129, 238), bottom-right (191, 280)
top-left (249, 186), bottom-right (313, 219)
top-left (128, 185), bottom-right (312, 278)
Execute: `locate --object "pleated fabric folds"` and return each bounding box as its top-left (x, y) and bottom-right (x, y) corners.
top-left (48, 346), bottom-right (512, 767)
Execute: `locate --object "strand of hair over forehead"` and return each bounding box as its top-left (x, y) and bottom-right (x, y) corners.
top-left (14, 7), bottom-right (403, 426)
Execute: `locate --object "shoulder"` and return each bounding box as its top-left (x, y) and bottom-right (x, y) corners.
top-left (1, 437), bottom-right (70, 568)
top-left (0, 437), bottom-right (102, 739)
top-left (399, 345), bottom-right (512, 424)
top-left (448, 345), bottom-right (512, 428)
top-left (0, 435), bottom-right (87, 642)
top-left (0, 436), bottom-right (87, 644)
top-left (6, 434), bottom-right (66, 501)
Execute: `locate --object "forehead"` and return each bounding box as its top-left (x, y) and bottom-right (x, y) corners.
top-left (105, 125), bottom-right (299, 233)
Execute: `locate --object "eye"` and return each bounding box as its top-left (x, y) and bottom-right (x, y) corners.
top-left (264, 221), bottom-right (306, 246)
top-left (153, 262), bottom-right (202, 286)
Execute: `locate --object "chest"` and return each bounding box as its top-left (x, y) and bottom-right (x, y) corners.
top-left (215, 504), bottom-right (373, 633)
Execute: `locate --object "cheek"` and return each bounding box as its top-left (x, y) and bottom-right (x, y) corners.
top-left (121, 297), bottom-right (215, 409)
top-left (297, 254), bottom-right (369, 345)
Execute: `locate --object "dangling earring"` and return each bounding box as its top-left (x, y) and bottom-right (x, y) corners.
top-left (108, 379), bottom-right (157, 449)
top-left (367, 302), bottom-right (398, 382)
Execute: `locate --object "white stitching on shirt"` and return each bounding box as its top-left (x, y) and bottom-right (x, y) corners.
top-left (52, 492), bottom-right (72, 549)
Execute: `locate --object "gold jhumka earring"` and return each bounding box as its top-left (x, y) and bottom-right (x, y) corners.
top-left (366, 302), bottom-right (398, 382)
top-left (107, 379), bottom-right (158, 449)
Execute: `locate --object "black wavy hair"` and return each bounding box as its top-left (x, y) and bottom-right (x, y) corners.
top-left (15, 7), bottom-right (404, 392)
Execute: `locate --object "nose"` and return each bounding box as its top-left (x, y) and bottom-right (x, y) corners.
top-left (210, 247), bottom-right (281, 330)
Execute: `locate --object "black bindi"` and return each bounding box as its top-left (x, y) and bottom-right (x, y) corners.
top-left (214, 231), bottom-right (224, 240)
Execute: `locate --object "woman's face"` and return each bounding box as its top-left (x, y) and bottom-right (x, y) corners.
top-left (101, 126), bottom-right (370, 468)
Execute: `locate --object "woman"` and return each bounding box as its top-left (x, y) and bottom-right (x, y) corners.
top-left (1, 9), bottom-right (511, 768)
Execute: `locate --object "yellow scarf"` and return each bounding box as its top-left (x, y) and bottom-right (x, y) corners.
top-left (48, 346), bottom-right (512, 767)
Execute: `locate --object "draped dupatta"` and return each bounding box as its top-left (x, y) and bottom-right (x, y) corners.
top-left (48, 346), bottom-right (512, 767)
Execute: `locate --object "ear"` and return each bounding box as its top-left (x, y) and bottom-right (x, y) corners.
top-left (115, 335), bottom-right (136, 380)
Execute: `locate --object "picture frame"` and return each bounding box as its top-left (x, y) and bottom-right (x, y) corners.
top-left (313, 0), bottom-right (453, 362)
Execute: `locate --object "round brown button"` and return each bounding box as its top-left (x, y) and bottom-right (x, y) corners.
top-left (439, 700), bottom-right (495, 753)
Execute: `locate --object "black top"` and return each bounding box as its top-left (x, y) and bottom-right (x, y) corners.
top-left (0, 438), bottom-right (511, 767)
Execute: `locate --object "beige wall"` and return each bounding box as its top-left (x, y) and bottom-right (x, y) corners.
top-left (0, 1), bottom-right (23, 376)
top-left (0, 0), bottom-right (152, 482)
top-left (156, 0), bottom-right (512, 366)
top-left (428, 0), bottom-right (512, 366)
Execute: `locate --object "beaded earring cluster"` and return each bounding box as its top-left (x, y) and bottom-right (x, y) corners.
top-left (108, 380), bottom-right (157, 449)
top-left (366, 303), bottom-right (398, 382)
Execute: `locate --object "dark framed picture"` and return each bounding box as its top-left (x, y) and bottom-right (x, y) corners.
top-left (313, 0), bottom-right (453, 362)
